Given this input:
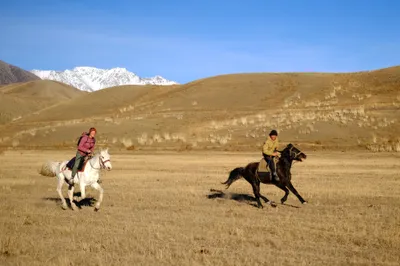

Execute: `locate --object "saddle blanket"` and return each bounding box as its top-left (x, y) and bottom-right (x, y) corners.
top-left (257, 158), bottom-right (270, 173)
top-left (66, 157), bottom-right (87, 172)
top-left (257, 157), bottom-right (278, 173)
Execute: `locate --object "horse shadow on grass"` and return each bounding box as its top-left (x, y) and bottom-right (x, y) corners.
top-left (207, 188), bottom-right (300, 209)
top-left (43, 192), bottom-right (97, 209)
top-left (207, 188), bottom-right (260, 208)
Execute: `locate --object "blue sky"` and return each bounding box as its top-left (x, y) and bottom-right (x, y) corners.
top-left (0, 0), bottom-right (399, 83)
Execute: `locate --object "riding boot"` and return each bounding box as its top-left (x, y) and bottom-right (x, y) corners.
top-left (269, 158), bottom-right (280, 182)
top-left (272, 172), bottom-right (280, 182)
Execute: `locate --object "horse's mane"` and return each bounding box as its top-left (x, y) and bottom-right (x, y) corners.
top-left (94, 149), bottom-right (107, 156)
top-left (92, 149), bottom-right (110, 159)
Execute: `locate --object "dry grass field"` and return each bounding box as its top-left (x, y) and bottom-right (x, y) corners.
top-left (1, 149), bottom-right (399, 266)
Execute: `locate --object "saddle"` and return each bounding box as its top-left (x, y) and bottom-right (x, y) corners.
top-left (66, 156), bottom-right (90, 172)
top-left (256, 157), bottom-right (279, 174)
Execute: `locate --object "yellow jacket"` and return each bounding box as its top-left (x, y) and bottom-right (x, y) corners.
top-left (262, 137), bottom-right (279, 156)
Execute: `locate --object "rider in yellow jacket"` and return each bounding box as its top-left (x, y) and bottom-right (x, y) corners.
top-left (262, 130), bottom-right (280, 182)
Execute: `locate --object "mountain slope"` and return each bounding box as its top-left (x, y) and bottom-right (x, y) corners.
top-left (31, 67), bottom-right (178, 92)
top-left (0, 60), bottom-right (40, 85)
top-left (0, 80), bottom-right (85, 125)
top-left (1, 66), bottom-right (399, 151)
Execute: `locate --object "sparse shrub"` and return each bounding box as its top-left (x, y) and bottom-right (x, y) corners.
top-left (171, 133), bottom-right (186, 143)
top-left (137, 133), bottom-right (148, 145)
top-left (395, 142), bottom-right (400, 152)
top-left (126, 145), bottom-right (135, 150)
top-left (372, 134), bottom-right (377, 144)
top-left (120, 137), bottom-right (133, 148)
top-left (163, 133), bottom-right (171, 141)
top-left (12, 139), bottom-right (19, 147)
top-left (152, 134), bottom-right (162, 143)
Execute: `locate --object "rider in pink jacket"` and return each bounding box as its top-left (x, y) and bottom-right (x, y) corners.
top-left (68, 127), bottom-right (96, 185)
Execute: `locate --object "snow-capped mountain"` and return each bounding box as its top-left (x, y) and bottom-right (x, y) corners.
top-left (30, 67), bottom-right (178, 92)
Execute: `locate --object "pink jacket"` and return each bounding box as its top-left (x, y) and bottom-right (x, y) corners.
top-left (77, 135), bottom-right (96, 156)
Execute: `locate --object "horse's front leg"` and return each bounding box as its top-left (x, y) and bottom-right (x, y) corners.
top-left (259, 193), bottom-right (277, 207)
top-left (286, 181), bottom-right (307, 204)
top-left (73, 177), bottom-right (86, 203)
top-left (91, 182), bottom-right (104, 211)
top-left (276, 184), bottom-right (290, 204)
top-left (78, 182), bottom-right (86, 202)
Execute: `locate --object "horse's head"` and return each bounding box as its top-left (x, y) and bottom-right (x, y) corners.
top-left (282, 144), bottom-right (307, 162)
top-left (99, 148), bottom-right (112, 171)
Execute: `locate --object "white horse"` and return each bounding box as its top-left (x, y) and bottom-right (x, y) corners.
top-left (40, 148), bottom-right (112, 211)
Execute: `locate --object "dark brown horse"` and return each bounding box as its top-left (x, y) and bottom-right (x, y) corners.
top-left (222, 143), bottom-right (307, 208)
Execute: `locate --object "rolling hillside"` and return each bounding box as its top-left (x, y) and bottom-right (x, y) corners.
top-left (0, 80), bottom-right (85, 125)
top-left (0, 66), bottom-right (399, 152)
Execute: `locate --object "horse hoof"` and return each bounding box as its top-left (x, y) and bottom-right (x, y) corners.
top-left (61, 205), bottom-right (68, 210)
top-left (269, 201), bottom-right (277, 208)
top-left (302, 201), bottom-right (308, 205)
top-left (94, 207), bottom-right (99, 212)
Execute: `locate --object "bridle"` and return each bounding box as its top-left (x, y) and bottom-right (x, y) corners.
top-left (288, 146), bottom-right (303, 161)
top-left (89, 154), bottom-right (111, 170)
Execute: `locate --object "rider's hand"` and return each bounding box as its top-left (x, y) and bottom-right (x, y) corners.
top-left (273, 152), bottom-right (279, 156)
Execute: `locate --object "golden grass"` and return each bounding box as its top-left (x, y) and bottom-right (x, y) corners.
top-left (0, 150), bottom-right (399, 265)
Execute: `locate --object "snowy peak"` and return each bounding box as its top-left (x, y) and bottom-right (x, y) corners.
top-left (30, 67), bottom-right (178, 92)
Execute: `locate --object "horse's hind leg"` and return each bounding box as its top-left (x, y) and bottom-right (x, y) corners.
top-left (67, 185), bottom-right (78, 210)
top-left (286, 181), bottom-right (307, 204)
top-left (91, 182), bottom-right (104, 212)
top-left (251, 182), bottom-right (263, 209)
top-left (56, 176), bottom-right (68, 210)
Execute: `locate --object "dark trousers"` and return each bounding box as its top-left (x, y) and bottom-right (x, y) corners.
top-left (263, 154), bottom-right (277, 175)
top-left (71, 151), bottom-right (85, 178)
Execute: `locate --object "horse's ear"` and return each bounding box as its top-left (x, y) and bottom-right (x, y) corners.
top-left (287, 143), bottom-right (293, 148)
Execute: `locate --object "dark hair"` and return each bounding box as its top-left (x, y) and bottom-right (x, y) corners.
top-left (269, 130), bottom-right (278, 136)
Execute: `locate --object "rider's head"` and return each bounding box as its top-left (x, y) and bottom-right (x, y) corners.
top-left (89, 127), bottom-right (97, 138)
top-left (269, 129), bottom-right (278, 140)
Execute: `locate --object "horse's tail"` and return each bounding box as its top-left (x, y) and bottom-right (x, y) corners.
top-left (222, 167), bottom-right (245, 189)
top-left (39, 161), bottom-right (61, 177)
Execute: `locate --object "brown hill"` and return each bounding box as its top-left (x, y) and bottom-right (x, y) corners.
top-left (0, 60), bottom-right (40, 85)
top-left (0, 80), bottom-right (85, 125)
top-left (0, 66), bottom-right (399, 152)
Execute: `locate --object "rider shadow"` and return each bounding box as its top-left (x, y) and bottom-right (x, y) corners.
top-left (206, 189), bottom-right (259, 208)
top-left (43, 192), bottom-right (96, 209)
